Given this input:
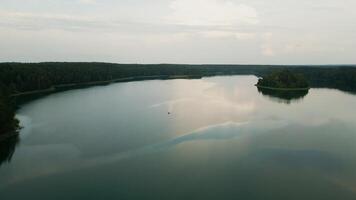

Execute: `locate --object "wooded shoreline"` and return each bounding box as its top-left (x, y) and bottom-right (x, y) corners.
top-left (1, 62), bottom-right (356, 137)
top-left (255, 85), bottom-right (310, 91)
top-left (9, 75), bottom-right (202, 97)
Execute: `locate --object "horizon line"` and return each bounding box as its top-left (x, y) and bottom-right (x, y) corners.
top-left (1, 62), bottom-right (356, 67)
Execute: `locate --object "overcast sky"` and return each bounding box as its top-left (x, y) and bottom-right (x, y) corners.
top-left (0, 0), bottom-right (355, 64)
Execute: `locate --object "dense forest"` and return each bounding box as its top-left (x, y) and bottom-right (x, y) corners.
top-left (0, 83), bottom-right (18, 136)
top-left (1, 62), bottom-right (356, 136)
top-left (0, 62), bottom-right (271, 94)
top-left (256, 70), bottom-right (309, 89)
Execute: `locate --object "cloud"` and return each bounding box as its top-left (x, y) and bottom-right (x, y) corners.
top-left (261, 45), bottom-right (275, 56)
top-left (78, 0), bottom-right (97, 5)
top-left (0, 0), bottom-right (355, 64)
top-left (259, 32), bottom-right (348, 58)
top-left (199, 31), bottom-right (256, 40)
top-left (0, 11), bottom-right (100, 31)
top-left (167, 0), bottom-right (259, 26)
top-left (261, 33), bottom-right (275, 56)
top-left (0, 9), bottom-right (261, 36)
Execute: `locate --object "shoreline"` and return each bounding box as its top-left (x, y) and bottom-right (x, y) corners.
top-left (0, 130), bottom-right (20, 143)
top-left (255, 84), bottom-right (310, 91)
top-left (4, 74), bottom-right (203, 140)
top-left (10, 75), bottom-right (203, 97)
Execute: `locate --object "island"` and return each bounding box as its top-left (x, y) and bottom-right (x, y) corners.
top-left (256, 70), bottom-right (310, 90)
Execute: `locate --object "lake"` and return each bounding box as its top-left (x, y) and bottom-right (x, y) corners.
top-left (1, 75), bottom-right (356, 199)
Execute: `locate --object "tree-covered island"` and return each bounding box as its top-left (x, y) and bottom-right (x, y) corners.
top-left (256, 70), bottom-right (310, 90)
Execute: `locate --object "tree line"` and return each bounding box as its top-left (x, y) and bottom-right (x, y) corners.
top-left (257, 70), bottom-right (309, 89)
top-left (1, 62), bottom-right (356, 135)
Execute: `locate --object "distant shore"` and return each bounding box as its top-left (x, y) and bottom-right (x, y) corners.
top-left (0, 132), bottom-right (19, 142)
top-left (255, 84), bottom-right (310, 91)
top-left (10, 75), bottom-right (202, 97)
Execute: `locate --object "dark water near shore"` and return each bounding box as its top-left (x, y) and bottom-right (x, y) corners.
top-left (1, 76), bottom-right (356, 200)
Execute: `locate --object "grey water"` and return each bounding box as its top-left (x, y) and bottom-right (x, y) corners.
top-left (1, 75), bottom-right (356, 200)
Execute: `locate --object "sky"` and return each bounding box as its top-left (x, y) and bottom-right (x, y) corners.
top-left (0, 0), bottom-right (355, 64)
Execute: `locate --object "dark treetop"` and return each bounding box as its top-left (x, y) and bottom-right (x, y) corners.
top-left (256, 70), bottom-right (309, 89)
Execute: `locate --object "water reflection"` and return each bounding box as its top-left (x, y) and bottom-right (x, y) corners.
top-left (257, 87), bottom-right (309, 104)
top-left (252, 148), bottom-right (343, 171)
top-left (0, 135), bottom-right (20, 167)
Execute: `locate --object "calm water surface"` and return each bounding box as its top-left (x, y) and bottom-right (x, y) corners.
top-left (1, 76), bottom-right (356, 199)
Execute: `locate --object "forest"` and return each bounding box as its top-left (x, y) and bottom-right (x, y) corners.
top-left (1, 62), bottom-right (356, 136)
top-left (256, 70), bottom-right (309, 89)
top-left (0, 83), bottom-right (18, 137)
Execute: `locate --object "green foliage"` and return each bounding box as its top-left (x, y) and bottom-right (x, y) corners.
top-left (291, 67), bottom-right (356, 92)
top-left (0, 63), bottom-right (270, 94)
top-left (0, 83), bottom-right (18, 134)
top-left (0, 62), bottom-right (356, 134)
top-left (257, 70), bottom-right (309, 88)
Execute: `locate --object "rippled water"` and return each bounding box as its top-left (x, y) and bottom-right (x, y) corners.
top-left (1, 76), bottom-right (356, 199)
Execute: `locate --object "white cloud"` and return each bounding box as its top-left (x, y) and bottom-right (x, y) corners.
top-left (261, 33), bottom-right (275, 56)
top-left (235, 32), bottom-right (256, 40)
top-left (0, 10), bottom-right (101, 31)
top-left (167, 0), bottom-right (259, 26)
top-left (78, 0), bottom-right (96, 5)
top-left (0, 11), bottom-right (92, 21)
top-left (0, 0), bottom-right (355, 64)
top-left (261, 45), bottom-right (275, 56)
top-left (200, 31), bottom-right (256, 40)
